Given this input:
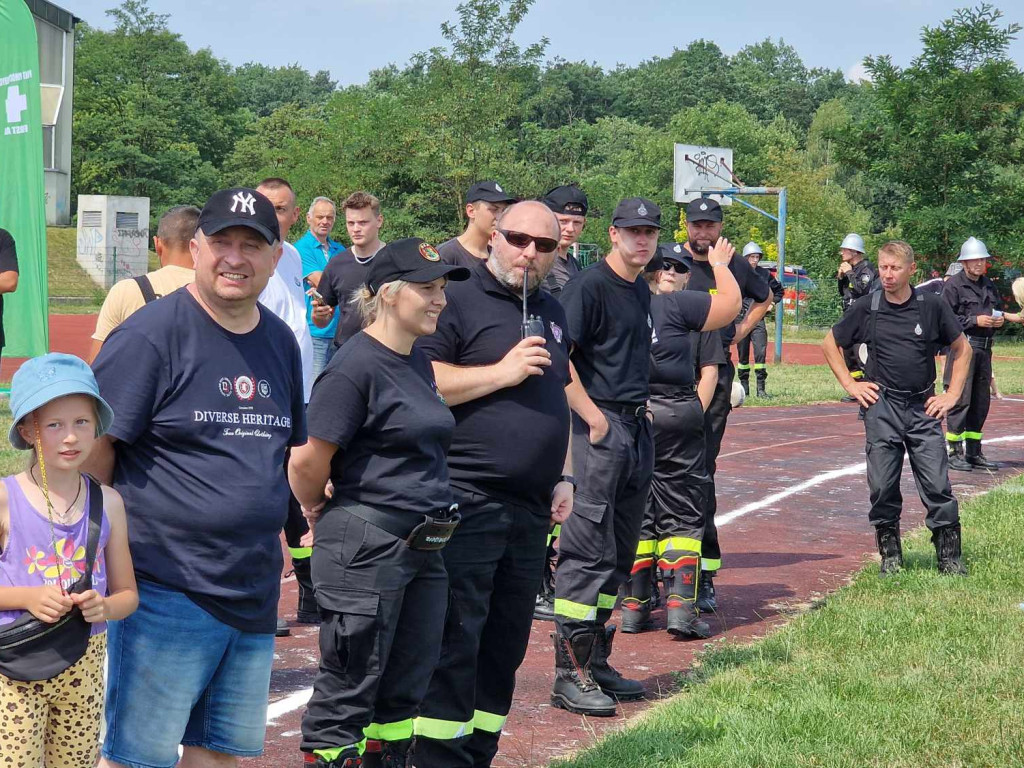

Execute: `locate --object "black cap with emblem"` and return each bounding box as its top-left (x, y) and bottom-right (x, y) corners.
top-left (466, 180), bottom-right (517, 205)
top-left (542, 184), bottom-right (589, 217)
top-left (366, 238), bottom-right (472, 295)
top-left (611, 197), bottom-right (662, 229)
top-left (685, 197), bottom-right (723, 223)
top-left (644, 244), bottom-right (691, 273)
top-left (198, 187), bottom-right (281, 244)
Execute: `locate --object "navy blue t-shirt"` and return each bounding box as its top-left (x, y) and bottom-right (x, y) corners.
top-left (92, 288), bottom-right (306, 634)
top-left (307, 332), bottom-right (455, 515)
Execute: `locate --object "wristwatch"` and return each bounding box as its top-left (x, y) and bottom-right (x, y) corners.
top-left (559, 474), bottom-right (576, 490)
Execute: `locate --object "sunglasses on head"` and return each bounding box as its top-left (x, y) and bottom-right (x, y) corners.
top-left (498, 229), bottom-right (559, 254)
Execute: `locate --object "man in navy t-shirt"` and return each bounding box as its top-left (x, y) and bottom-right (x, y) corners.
top-left (90, 187), bottom-right (306, 768)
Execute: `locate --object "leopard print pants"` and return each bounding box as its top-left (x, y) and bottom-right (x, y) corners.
top-left (0, 632), bottom-right (106, 767)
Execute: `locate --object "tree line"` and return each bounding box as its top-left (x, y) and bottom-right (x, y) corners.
top-left (71, 0), bottom-right (1024, 324)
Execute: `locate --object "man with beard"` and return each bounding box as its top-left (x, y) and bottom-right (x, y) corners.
top-left (438, 181), bottom-right (517, 269)
top-left (413, 201), bottom-right (573, 767)
top-left (680, 198), bottom-right (770, 613)
top-left (549, 198), bottom-right (661, 716)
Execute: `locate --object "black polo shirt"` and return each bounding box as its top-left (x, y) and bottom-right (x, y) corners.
top-left (832, 288), bottom-right (962, 393)
top-left (438, 237), bottom-right (487, 270)
top-left (684, 250), bottom-right (769, 346)
top-left (560, 258), bottom-right (652, 405)
top-left (649, 291), bottom-right (712, 387)
top-left (318, 251), bottom-right (376, 348)
top-left (417, 261), bottom-right (571, 510)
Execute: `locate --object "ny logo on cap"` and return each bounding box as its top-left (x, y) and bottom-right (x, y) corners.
top-left (638, 203), bottom-right (648, 216)
top-left (230, 191), bottom-right (256, 216)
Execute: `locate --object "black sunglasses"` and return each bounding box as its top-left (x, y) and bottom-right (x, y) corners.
top-left (498, 229), bottom-right (559, 254)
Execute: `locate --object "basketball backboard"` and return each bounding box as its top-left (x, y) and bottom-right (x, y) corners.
top-left (673, 144), bottom-right (735, 205)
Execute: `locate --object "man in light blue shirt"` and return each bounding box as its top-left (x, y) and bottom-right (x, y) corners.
top-left (295, 196), bottom-right (345, 377)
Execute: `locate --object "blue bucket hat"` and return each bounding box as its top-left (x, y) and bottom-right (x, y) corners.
top-left (9, 353), bottom-right (115, 450)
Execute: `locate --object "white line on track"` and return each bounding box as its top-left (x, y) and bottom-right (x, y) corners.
top-left (265, 432), bottom-right (1024, 724)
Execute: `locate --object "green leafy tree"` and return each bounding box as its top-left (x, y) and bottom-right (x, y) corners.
top-left (234, 63), bottom-right (336, 118)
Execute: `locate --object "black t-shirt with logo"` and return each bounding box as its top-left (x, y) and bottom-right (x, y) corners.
top-left (438, 238), bottom-right (487, 270)
top-left (318, 252), bottom-right (375, 348)
top-left (649, 291), bottom-right (712, 387)
top-left (560, 258), bottom-right (652, 404)
top-left (307, 332), bottom-right (455, 515)
top-left (417, 261), bottom-right (571, 510)
top-left (832, 288), bottom-right (962, 392)
top-left (0, 229), bottom-right (18, 349)
top-left (684, 251), bottom-right (770, 345)
top-left (92, 288), bottom-right (307, 633)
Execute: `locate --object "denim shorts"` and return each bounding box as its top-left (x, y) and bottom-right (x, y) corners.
top-left (102, 578), bottom-right (276, 768)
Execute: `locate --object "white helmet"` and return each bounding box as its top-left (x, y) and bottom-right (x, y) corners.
top-left (840, 233), bottom-right (865, 253)
top-left (730, 381), bottom-right (746, 408)
top-left (958, 236), bottom-right (991, 261)
top-left (742, 241), bottom-right (763, 258)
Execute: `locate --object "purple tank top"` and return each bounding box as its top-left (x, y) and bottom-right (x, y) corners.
top-left (0, 475), bottom-right (111, 634)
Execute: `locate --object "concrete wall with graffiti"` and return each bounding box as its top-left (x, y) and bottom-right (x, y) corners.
top-left (76, 195), bottom-right (151, 289)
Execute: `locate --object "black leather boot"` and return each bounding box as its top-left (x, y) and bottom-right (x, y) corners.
top-left (620, 568), bottom-right (653, 634)
top-left (739, 371), bottom-right (750, 397)
top-left (875, 524), bottom-right (903, 575)
top-left (662, 563), bottom-right (711, 639)
top-left (380, 739), bottom-right (411, 768)
top-left (305, 749), bottom-right (363, 767)
top-left (695, 570), bottom-right (717, 613)
top-left (590, 625), bottom-right (645, 701)
top-left (947, 441), bottom-right (973, 472)
top-left (966, 439), bottom-right (998, 469)
top-left (551, 630), bottom-right (617, 716)
top-left (934, 525), bottom-right (967, 576)
top-left (294, 556), bottom-right (321, 624)
top-left (533, 550), bottom-right (556, 621)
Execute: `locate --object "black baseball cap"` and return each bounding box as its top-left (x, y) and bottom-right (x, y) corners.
top-left (466, 181), bottom-right (517, 205)
top-left (645, 245), bottom-right (690, 274)
top-left (685, 197), bottom-right (723, 223)
top-left (198, 187), bottom-right (280, 244)
top-left (366, 238), bottom-right (471, 295)
top-left (611, 197), bottom-right (662, 229)
top-left (543, 184), bottom-right (588, 216)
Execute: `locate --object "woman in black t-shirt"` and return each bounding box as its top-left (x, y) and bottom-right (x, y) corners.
top-left (289, 238), bottom-right (469, 768)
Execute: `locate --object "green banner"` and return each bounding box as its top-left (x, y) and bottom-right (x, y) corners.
top-left (0, 0), bottom-right (48, 358)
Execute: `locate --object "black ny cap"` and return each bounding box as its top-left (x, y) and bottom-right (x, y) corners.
top-left (198, 187), bottom-right (280, 244)
top-left (466, 181), bottom-right (517, 205)
top-left (543, 184), bottom-right (588, 216)
top-left (685, 197), bottom-right (723, 223)
top-left (611, 197), bottom-right (662, 229)
top-left (366, 238), bottom-right (471, 295)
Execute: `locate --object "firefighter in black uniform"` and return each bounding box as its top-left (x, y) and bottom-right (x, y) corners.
top-left (290, 239), bottom-right (469, 768)
top-left (550, 197), bottom-right (660, 717)
top-left (837, 233), bottom-right (877, 398)
top-left (942, 237), bottom-right (1024, 471)
top-left (916, 262), bottom-right (963, 296)
top-left (534, 184), bottom-right (589, 621)
top-left (736, 241), bottom-right (784, 398)
top-left (620, 244), bottom-right (740, 639)
top-left (823, 240), bottom-right (971, 576)
top-left (412, 201), bottom-right (573, 768)
top-left (681, 198), bottom-right (771, 612)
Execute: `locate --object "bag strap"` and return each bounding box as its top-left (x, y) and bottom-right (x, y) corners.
top-left (68, 477), bottom-right (104, 593)
top-left (133, 274), bottom-right (158, 304)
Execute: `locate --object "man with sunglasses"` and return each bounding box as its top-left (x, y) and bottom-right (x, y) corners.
top-left (542, 184), bottom-right (589, 299)
top-left (548, 198), bottom-right (661, 717)
top-left (439, 181), bottom-right (518, 269)
top-left (680, 198), bottom-right (771, 613)
top-left (413, 201), bottom-right (572, 767)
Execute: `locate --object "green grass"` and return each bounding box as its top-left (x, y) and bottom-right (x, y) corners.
top-left (47, 226), bottom-right (158, 313)
top-left (0, 400), bottom-right (22, 476)
top-left (554, 475), bottom-right (1024, 768)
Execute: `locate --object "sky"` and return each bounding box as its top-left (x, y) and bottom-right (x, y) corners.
top-left (60, 0), bottom-right (1024, 86)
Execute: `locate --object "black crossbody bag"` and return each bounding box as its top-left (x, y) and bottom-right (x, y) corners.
top-left (0, 477), bottom-right (103, 682)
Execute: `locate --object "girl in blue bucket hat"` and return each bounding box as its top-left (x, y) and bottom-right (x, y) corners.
top-left (0, 353), bottom-right (138, 766)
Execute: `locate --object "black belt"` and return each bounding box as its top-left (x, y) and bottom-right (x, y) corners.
top-left (877, 385), bottom-right (934, 403)
top-left (968, 335), bottom-right (993, 351)
top-left (649, 383), bottom-right (696, 399)
top-left (593, 399), bottom-right (649, 418)
top-left (337, 499), bottom-right (461, 551)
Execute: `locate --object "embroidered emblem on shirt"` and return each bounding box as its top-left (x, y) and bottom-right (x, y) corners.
top-left (258, 380), bottom-right (272, 398)
top-left (550, 322), bottom-right (563, 343)
top-left (218, 378), bottom-right (233, 397)
top-left (234, 375), bottom-right (255, 401)
top-left (914, 324), bottom-right (922, 336)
